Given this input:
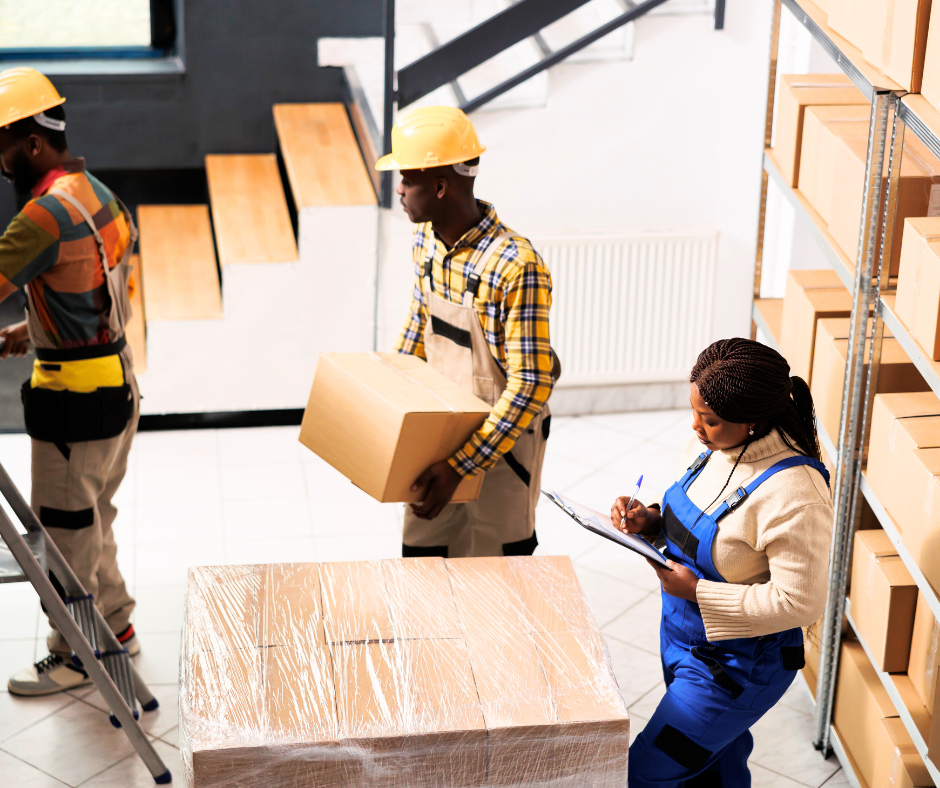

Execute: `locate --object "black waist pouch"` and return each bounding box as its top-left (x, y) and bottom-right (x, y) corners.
top-left (22, 381), bottom-right (134, 443)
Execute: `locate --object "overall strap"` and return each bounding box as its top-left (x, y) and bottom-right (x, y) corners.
top-left (679, 451), bottom-right (712, 491)
top-left (712, 455), bottom-right (831, 523)
top-left (462, 231), bottom-right (514, 307)
top-left (48, 189), bottom-right (107, 273)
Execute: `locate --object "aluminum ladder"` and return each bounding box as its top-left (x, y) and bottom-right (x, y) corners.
top-left (0, 461), bottom-right (171, 784)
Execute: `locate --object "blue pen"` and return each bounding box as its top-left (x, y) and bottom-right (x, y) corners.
top-left (620, 475), bottom-right (644, 528)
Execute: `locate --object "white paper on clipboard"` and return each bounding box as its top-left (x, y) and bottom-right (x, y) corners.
top-left (541, 488), bottom-right (669, 568)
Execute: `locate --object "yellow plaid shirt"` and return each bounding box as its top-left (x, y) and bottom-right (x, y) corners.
top-left (394, 201), bottom-right (554, 476)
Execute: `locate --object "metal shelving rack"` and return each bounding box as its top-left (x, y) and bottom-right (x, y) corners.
top-left (753, 0), bottom-right (940, 781)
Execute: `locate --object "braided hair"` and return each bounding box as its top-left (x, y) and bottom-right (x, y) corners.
top-left (690, 337), bottom-right (821, 462)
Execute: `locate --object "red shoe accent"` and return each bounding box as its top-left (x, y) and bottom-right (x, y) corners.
top-left (116, 624), bottom-right (135, 643)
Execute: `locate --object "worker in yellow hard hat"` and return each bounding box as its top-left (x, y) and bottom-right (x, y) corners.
top-left (380, 106), bottom-right (559, 558)
top-left (0, 67), bottom-right (141, 695)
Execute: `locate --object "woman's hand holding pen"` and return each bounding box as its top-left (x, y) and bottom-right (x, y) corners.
top-left (611, 497), bottom-right (659, 536)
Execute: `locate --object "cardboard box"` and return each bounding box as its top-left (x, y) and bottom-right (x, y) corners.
top-left (896, 217), bottom-right (940, 360)
top-left (810, 317), bottom-right (929, 444)
top-left (778, 270), bottom-right (853, 383)
top-left (181, 557), bottom-right (631, 788)
top-left (834, 639), bottom-right (900, 783)
top-left (829, 134), bottom-right (940, 276)
top-left (872, 717), bottom-right (934, 788)
top-left (828, 0), bottom-right (884, 57)
top-left (908, 591), bottom-right (940, 715)
top-left (299, 353), bottom-right (490, 503)
top-left (921, 0), bottom-right (940, 113)
top-left (799, 105), bottom-right (871, 223)
top-left (863, 0), bottom-right (933, 93)
top-left (774, 73), bottom-right (868, 187)
top-left (929, 674), bottom-right (940, 770)
top-left (849, 530), bottom-right (918, 672)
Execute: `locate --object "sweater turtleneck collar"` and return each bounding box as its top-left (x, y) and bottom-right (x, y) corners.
top-left (717, 429), bottom-right (792, 464)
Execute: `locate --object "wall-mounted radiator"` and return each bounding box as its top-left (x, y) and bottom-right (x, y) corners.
top-left (534, 230), bottom-right (718, 387)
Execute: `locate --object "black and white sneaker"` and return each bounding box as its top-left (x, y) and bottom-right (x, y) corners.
top-left (8, 654), bottom-right (91, 696)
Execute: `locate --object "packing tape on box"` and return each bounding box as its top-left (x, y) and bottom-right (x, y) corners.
top-left (927, 615), bottom-right (940, 691)
top-left (890, 747), bottom-right (902, 786)
top-left (929, 187), bottom-right (940, 218)
top-left (368, 352), bottom-right (458, 413)
top-left (880, 0), bottom-right (897, 71)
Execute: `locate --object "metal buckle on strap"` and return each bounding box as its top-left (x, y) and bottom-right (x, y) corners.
top-left (688, 454), bottom-right (708, 473)
top-left (723, 487), bottom-right (749, 512)
top-left (423, 256), bottom-right (433, 278)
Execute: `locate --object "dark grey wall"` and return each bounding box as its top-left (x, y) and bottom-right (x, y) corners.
top-left (39, 0), bottom-right (382, 170)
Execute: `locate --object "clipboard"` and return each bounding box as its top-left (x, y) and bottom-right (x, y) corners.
top-left (541, 488), bottom-right (669, 568)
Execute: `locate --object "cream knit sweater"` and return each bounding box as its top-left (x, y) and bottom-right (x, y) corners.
top-left (663, 429), bottom-right (833, 642)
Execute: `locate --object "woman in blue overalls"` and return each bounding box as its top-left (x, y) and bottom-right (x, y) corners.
top-left (612, 339), bottom-right (833, 787)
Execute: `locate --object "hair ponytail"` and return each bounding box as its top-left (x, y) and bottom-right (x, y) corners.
top-left (774, 376), bottom-right (821, 462)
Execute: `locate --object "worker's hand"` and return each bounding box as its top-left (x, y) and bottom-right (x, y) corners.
top-left (612, 497), bottom-right (658, 536)
top-left (0, 321), bottom-right (29, 359)
top-left (648, 558), bottom-right (699, 601)
top-left (410, 460), bottom-right (463, 520)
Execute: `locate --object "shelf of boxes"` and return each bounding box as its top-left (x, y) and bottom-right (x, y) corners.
top-left (859, 473), bottom-right (940, 631)
top-left (880, 295), bottom-right (940, 402)
top-left (795, 670), bottom-right (866, 788)
top-left (752, 297), bottom-right (783, 352)
top-left (762, 149), bottom-right (856, 292)
top-left (845, 600), bottom-right (940, 784)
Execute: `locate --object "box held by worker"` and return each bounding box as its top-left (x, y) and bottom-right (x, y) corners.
top-left (778, 269), bottom-right (852, 384)
top-left (848, 529), bottom-right (918, 672)
top-left (774, 73), bottom-right (868, 187)
top-left (299, 353), bottom-right (490, 503)
top-left (896, 217), bottom-right (940, 361)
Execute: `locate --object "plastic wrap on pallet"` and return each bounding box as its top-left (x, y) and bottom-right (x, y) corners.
top-left (179, 556), bottom-right (630, 787)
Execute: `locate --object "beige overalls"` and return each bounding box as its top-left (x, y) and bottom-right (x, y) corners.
top-left (402, 233), bottom-right (551, 558)
top-left (26, 189), bottom-right (140, 655)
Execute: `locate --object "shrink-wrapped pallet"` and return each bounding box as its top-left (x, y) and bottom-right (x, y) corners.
top-left (179, 556), bottom-right (630, 787)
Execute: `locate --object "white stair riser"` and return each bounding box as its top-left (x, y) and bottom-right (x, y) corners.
top-left (138, 205), bottom-right (378, 414)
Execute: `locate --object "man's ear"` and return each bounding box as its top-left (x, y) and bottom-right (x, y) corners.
top-left (25, 134), bottom-right (44, 158)
top-left (435, 177), bottom-right (448, 200)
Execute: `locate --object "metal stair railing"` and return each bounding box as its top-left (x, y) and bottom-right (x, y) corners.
top-left (0, 462), bottom-right (171, 785)
top-left (376, 0), bottom-right (726, 206)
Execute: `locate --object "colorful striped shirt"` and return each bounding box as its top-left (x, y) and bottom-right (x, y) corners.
top-left (395, 200), bottom-right (554, 476)
top-left (0, 159), bottom-right (133, 355)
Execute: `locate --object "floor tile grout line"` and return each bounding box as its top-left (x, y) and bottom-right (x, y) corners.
top-left (749, 760), bottom-right (827, 788)
top-left (74, 744), bottom-right (142, 788)
top-left (0, 746), bottom-right (73, 786)
top-left (0, 695), bottom-right (84, 746)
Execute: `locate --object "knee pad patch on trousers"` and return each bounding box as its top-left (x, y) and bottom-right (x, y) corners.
top-left (781, 646), bottom-right (806, 671)
top-left (503, 531), bottom-right (538, 556)
top-left (654, 724), bottom-right (713, 771)
top-left (686, 769), bottom-right (723, 787)
top-left (40, 506), bottom-right (94, 530)
top-left (692, 646), bottom-right (745, 700)
top-left (402, 543), bottom-right (448, 558)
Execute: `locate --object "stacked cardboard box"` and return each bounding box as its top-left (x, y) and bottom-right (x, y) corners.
top-left (848, 530), bottom-right (918, 672)
top-left (299, 353), bottom-right (491, 503)
top-left (868, 392), bottom-right (940, 599)
top-left (908, 593), bottom-right (940, 717)
top-left (896, 218), bottom-right (940, 360)
top-left (922, 1), bottom-right (940, 113)
top-left (778, 269), bottom-right (853, 383)
top-left (773, 74), bottom-right (867, 187)
top-left (811, 317), bottom-right (929, 444)
top-left (180, 557), bottom-right (630, 788)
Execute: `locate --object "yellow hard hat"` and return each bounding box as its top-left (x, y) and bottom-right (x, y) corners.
top-left (375, 106), bottom-right (485, 171)
top-left (0, 67), bottom-right (66, 129)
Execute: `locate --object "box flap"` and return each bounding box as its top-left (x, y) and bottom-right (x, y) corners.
top-left (858, 528), bottom-right (897, 558)
top-left (786, 269), bottom-right (847, 291)
top-left (320, 561), bottom-right (394, 644)
top-left (185, 565), bottom-right (260, 653)
top-left (264, 645), bottom-right (338, 744)
top-left (260, 562), bottom-right (325, 647)
top-left (383, 557), bottom-right (462, 639)
top-left (876, 392), bottom-right (940, 420)
top-left (507, 556), bottom-right (595, 633)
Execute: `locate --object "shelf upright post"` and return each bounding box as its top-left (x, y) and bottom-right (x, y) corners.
top-left (812, 90), bottom-right (896, 754)
top-left (381, 0), bottom-right (396, 209)
top-left (751, 0), bottom-right (782, 340)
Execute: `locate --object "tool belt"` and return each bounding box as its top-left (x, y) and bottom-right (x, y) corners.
top-left (21, 337), bottom-right (133, 444)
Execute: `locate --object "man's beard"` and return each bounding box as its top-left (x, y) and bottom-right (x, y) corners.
top-left (1, 148), bottom-right (40, 209)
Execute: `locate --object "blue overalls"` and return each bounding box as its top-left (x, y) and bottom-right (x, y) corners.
top-left (629, 450), bottom-right (829, 787)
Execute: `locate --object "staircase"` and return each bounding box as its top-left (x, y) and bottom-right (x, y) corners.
top-left (127, 0), bottom-right (718, 416)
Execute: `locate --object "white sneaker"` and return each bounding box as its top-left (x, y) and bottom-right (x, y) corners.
top-left (8, 654), bottom-right (91, 696)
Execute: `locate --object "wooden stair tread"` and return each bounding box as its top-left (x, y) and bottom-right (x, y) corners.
top-left (137, 205), bottom-right (222, 321)
top-left (205, 154), bottom-right (298, 265)
top-left (273, 103), bottom-right (377, 208)
top-left (126, 254), bottom-right (146, 373)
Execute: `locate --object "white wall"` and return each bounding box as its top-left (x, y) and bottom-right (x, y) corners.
top-left (377, 5), bottom-right (777, 352)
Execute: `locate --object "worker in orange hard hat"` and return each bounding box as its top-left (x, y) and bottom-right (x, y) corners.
top-left (0, 67), bottom-right (141, 695)
top-left (379, 106), bottom-right (560, 558)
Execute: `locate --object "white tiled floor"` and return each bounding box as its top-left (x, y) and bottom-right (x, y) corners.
top-left (0, 410), bottom-right (846, 787)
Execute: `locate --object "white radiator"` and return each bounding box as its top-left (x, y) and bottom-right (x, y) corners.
top-left (535, 230), bottom-right (718, 387)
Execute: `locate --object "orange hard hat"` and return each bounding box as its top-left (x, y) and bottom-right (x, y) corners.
top-left (375, 106), bottom-right (485, 171)
top-left (0, 67), bottom-right (66, 128)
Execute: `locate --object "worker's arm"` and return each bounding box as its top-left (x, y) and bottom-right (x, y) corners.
top-left (393, 239), bottom-right (428, 360)
top-left (450, 254), bottom-right (555, 476)
top-left (0, 198), bottom-right (60, 307)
